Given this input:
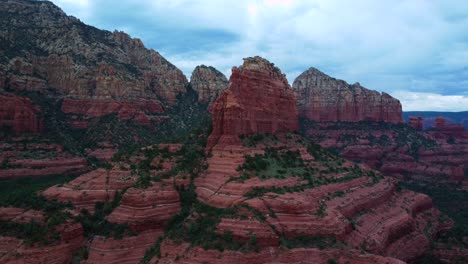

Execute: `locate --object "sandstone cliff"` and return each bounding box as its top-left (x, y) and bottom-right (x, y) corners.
top-left (0, 94), bottom-right (42, 135)
top-left (0, 0), bottom-right (188, 123)
top-left (207, 57), bottom-right (298, 149)
top-left (293, 68), bottom-right (403, 123)
top-left (190, 65), bottom-right (228, 104)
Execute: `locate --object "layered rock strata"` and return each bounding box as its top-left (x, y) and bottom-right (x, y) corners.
top-left (304, 123), bottom-right (468, 183)
top-left (190, 65), bottom-right (228, 104)
top-left (0, 0), bottom-right (188, 126)
top-left (0, 140), bottom-right (88, 180)
top-left (42, 168), bottom-right (136, 213)
top-left (154, 242), bottom-right (405, 264)
top-left (85, 230), bottom-right (163, 264)
top-left (0, 221), bottom-right (84, 264)
top-left (106, 183), bottom-right (181, 232)
top-left (0, 94), bottom-right (42, 135)
top-left (207, 57), bottom-right (298, 149)
top-left (292, 68), bottom-right (403, 123)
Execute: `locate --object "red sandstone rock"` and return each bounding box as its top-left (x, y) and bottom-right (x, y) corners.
top-left (0, 207), bottom-right (45, 225)
top-left (86, 229), bottom-right (163, 264)
top-left (429, 116), bottom-right (468, 139)
top-left (408, 116), bottom-right (423, 131)
top-left (87, 148), bottom-right (117, 162)
top-left (42, 168), bottom-right (136, 213)
top-left (1, 0), bottom-right (188, 129)
top-left (0, 165), bottom-right (87, 180)
top-left (207, 57), bottom-right (298, 149)
top-left (154, 242), bottom-right (405, 264)
top-left (0, 221), bottom-right (84, 264)
top-left (306, 125), bottom-right (468, 183)
top-left (433, 245), bottom-right (468, 263)
top-left (61, 98), bottom-right (165, 126)
top-left (107, 183), bottom-right (181, 232)
top-left (0, 94), bottom-right (42, 135)
top-left (216, 218), bottom-right (279, 247)
top-left (0, 138), bottom-right (89, 180)
top-left (292, 68), bottom-right (403, 123)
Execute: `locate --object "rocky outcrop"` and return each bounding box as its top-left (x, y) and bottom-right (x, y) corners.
top-left (430, 116), bottom-right (468, 139)
top-left (0, 140), bottom-right (88, 180)
top-left (0, 0), bottom-right (188, 124)
top-left (304, 123), bottom-right (468, 183)
top-left (0, 221), bottom-right (84, 264)
top-left (85, 229), bottom-right (163, 264)
top-left (0, 94), bottom-right (42, 135)
top-left (0, 207), bottom-right (45, 224)
top-left (42, 169), bottom-right (136, 213)
top-left (106, 183), bottom-right (181, 232)
top-left (61, 98), bottom-right (165, 127)
top-left (155, 242), bottom-right (405, 264)
top-left (190, 65), bottom-right (228, 104)
top-left (196, 127), bottom-right (448, 261)
top-left (408, 116), bottom-right (423, 131)
top-left (207, 57), bottom-right (298, 149)
top-left (292, 68), bottom-right (403, 123)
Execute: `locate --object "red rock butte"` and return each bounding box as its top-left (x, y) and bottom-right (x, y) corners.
top-left (207, 57), bottom-right (299, 149)
top-left (408, 116), bottom-right (424, 131)
top-left (293, 67), bottom-right (403, 123)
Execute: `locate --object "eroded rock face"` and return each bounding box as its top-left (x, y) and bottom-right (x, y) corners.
top-left (0, 0), bottom-right (187, 124)
top-left (0, 221), bottom-right (84, 264)
top-left (106, 183), bottom-right (181, 232)
top-left (0, 207), bottom-right (45, 225)
top-left (304, 123), bottom-right (468, 183)
top-left (0, 140), bottom-right (88, 180)
top-left (85, 230), bottom-right (163, 264)
top-left (42, 169), bottom-right (136, 213)
top-left (0, 94), bottom-right (42, 135)
top-left (155, 243), bottom-right (405, 264)
top-left (195, 128), bottom-right (448, 262)
top-left (292, 68), bottom-right (403, 123)
top-left (61, 98), bottom-right (165, 127)
top-left (207, 57), bottom-right (298, 149)
top-left (190, 65), bottom-right (228, 104)
top-left (430, 116), bottom-right (468, 139)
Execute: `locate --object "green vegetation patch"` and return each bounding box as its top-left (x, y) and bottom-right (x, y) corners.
top-left (236, 148), bottom-right (308, 181)
top-left (280, 235), bottom-right (344, 249)
top-left (401, 181), bottom-right (467, 248)
top-left (0, 174), bottom-right (76, 245)
top-left (77, 201), bottom-right (135, 240)
top-left (240, 133), bottom-right (280, 147)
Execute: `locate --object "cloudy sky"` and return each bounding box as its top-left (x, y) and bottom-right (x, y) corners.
top-left (53, 0), bottom-right (468, 111)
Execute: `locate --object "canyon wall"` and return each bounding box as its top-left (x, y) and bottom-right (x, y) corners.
top-left (293, 68), bottom-right (403, 123)
top-left (0, 94), bottom-right (42, 135)
top-left (0, 0), bottom-right (188, 125)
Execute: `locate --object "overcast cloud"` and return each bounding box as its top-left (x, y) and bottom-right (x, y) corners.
top-left (53, 0), bottom-right (468, 111)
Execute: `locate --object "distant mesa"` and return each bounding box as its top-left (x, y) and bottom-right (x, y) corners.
top-left (293, 67), bottom-right (403, 123)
